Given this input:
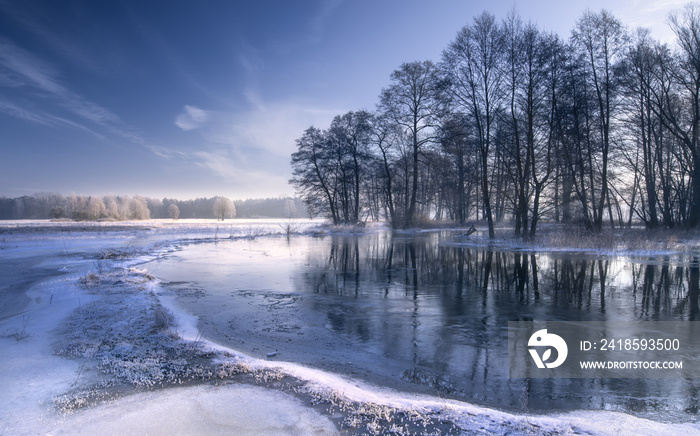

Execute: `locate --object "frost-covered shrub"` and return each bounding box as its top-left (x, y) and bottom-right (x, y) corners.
top-left (215, 361), bottom-right (251, 379)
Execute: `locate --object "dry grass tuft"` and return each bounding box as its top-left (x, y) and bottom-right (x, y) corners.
top-left (532, 226), bottom-right (700, 254)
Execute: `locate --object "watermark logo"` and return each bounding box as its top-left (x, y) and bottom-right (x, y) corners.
top-left (510, 321), bottom-right (698, 378)
top-left (528, 328), bottom-right (568, 369)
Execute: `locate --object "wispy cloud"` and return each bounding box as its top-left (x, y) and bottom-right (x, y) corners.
top-left (0, 95), bottom-right (106, 138)
top-left (640, 0), bottom-right (692, 14)
top-left (236, 40), bottom-right (265, 76)
top-left (0, 96), bottom-right (57, 127)
top-left (0, 39), bottom-right (64, 94)
top-left (268, 0), bottom-right (344, 54)
top-left (612, 0), bottom-right (689, 43)
top-left (169, 92), bottom-right (342, 195)
top-left (310, 0), bottom-right (345, 43)
top-left (175, 105), bottom-right (210, 131)
top-left (193, 149), bottom-right (291, 197)
top-left (143, 144), bottom-right (189, 161)
top-left (126, 9), bottom-right (234, 108)
top-left (194, 150), bottom-right (237, 180)
top-left (0, 0), bottom-right (108, 73)
top-left (194, 89), bottom-right (339, 157)
top-left (0, 38), bottom-right (143, 143)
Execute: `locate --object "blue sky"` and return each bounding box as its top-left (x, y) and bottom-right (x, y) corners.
top-left (0, 0), bottom-right (689, 200)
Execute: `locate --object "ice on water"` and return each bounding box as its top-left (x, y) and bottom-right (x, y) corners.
top-left (1, 220), bottom-right (698, 435)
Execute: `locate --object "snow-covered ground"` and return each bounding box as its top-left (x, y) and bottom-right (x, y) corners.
top-left (1, 220), bottom-right (699, 435)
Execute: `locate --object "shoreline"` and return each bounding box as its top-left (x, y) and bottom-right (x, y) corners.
top-left (141, 227), bottom-right (700, 433)
top-left (150, 263), bottom-right (700, 435)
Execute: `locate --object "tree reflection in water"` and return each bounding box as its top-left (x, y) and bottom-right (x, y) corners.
top-left (296, 231), bottom-right (700, 421)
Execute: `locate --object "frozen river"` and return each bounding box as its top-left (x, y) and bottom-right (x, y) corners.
top-left (2, 220), bottom-right (700, 435)
top-left (148, 230), bottom-right (700, 423)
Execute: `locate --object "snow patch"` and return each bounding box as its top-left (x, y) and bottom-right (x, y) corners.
top-left (47, 384), bottom-right (338, 436)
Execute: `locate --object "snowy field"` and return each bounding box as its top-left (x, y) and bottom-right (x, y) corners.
top-left (1, 219), bottom-right (699, 435)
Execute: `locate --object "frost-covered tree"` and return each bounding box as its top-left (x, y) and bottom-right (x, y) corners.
top-left (104, 195), bottom-right (119, 220)
top-left (213, 196), bottom-right (235, 220)
top-left (87, 196), bottom-right (106, 220)
top-left (283, 199), bottom-right (297, 219)
top-left (168, 203), bottom-right (180, 220)
top-left (115, 195), bottom-right (130, 220)
top-left (130, 196), bottom-right (151, 220)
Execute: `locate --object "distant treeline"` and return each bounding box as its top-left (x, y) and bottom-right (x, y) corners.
top-left (0, 193), bottom-right (307, 221)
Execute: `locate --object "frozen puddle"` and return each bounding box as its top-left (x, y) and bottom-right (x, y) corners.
top-left (48, 384), bottom-right (336, 436)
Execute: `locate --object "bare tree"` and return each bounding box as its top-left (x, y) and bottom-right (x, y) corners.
top-left (438, 114), bottom-right (477, 224)
top-left (658, 4), bottom-right (700, 227)
top-left (572, 9), bottom-right (629, 229)
top-left (442, 12), bottom-right (504, 237)
top-left (379, 61), bottom-right (441, 228)
top-left (290, 126), bottom-right (341, 224)
top-left (328, 110), bottom-right (373, 223)
top-left (369, 114), bottom-right (401, 225)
